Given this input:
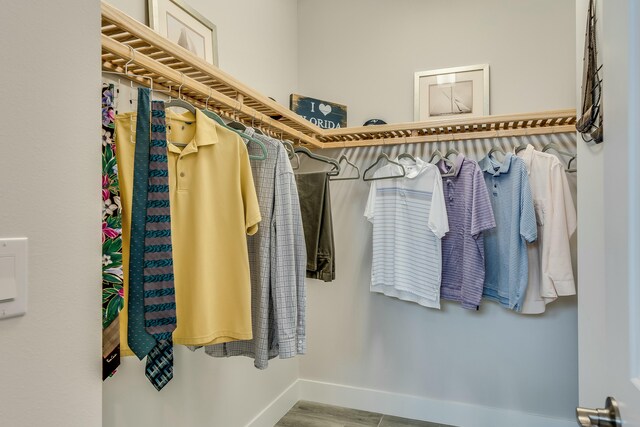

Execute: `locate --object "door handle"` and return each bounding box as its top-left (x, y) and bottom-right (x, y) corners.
top-left (576, 397), bottom-right (622, 427)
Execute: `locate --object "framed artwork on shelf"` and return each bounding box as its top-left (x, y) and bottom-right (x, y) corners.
top-left (148, 0), bottom-right (218, 66)
top-left (414, 64), bottom-right (489, 121)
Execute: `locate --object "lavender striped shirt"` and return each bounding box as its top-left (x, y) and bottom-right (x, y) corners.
top-left (438, 155), bottom-right (496, 309)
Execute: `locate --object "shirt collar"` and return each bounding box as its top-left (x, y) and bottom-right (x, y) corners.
top-left (437, 153), bottom-right (465, 177)
top-left (165, 108), bottom-right (219, 154)
top-left (517, 144), bottom-right (535, 175)
top-left (479, 152), bottom-right (513, 177)
top-left (396, 156), bottom-right (426, 178)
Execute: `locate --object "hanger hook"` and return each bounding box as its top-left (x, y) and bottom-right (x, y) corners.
top-left (124, 46), bottom-right (135, 75)
top-left (235, 100), bottom-right (242, 121)
top-left (205, 88), bottom-right (212, 110)
top-left (177, 73), bottom-right (185, 100)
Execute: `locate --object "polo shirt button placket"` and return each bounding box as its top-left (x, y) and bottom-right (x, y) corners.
top-left (447, 180), bottom-right (454, 203)
top-left (176, 155), bottom-right (188, 190)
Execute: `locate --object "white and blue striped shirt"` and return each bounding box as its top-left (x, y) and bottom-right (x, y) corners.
top-left (365, 158), bottom-right (449, 309)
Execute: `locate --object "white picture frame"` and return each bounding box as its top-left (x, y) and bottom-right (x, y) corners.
top-left (148, 0), bottom-right (218, 66)
top-left (414, 64), bottom-right (490, 121)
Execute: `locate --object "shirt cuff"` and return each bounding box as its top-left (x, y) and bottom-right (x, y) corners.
top-left (278, 335), bottom-right (306, 359)
top-left (278, 337), bottom-right (297, 359)
top-left (547, 279), bottom-right (576, 297)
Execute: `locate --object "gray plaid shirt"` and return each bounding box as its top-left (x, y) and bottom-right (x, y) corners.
top-left (204, 129), bottom-right (307, 368)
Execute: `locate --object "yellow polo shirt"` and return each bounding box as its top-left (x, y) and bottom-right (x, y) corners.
top-left (115, 108), bottom-right (261, 354)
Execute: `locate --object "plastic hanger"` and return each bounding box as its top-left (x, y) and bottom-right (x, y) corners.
top-left (282, 139), bottom-right (296, 160)
top-left (164, 76), bottom-right (197, 148)
top-left (201, 89), bottom-right (228, 127)
top-left (200, 93), bottom-right (267, 160)
top-left (444, 148), bottom-right (460, 160)
top-left (290, 151), bottom-right (301, 170)
top-left (514, 143), bottom-right (529, 154)
top-left (293, 145), bottom-right (340, 176)
top-left (102, 47), bottom-right (154, 145)
top-left (429, 150), bottom-right (457, 177)
top-left (363, 153), bottom-right (406, 182)
top-left (542, 142), bottom-right (577, 173)
top-left (227, 103), bottom-right (268, 160)
top-left (165, 73), bottom-right (196, 114)
top-left (487, 145), bottom-right (506, 158)
top-left (397, 152), bottom-right (417, 163)
top-left (487, 145), bottom-right (506, 163)
top-left (542, 142), bottom-right (575, 158)
top-left (329, 154), bottom-right (361, 181)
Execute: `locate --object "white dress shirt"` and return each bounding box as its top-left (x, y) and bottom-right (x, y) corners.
top-left (517, 145), bottom-right (577, 314)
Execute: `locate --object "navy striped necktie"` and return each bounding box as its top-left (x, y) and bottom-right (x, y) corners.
top-left (143, 101), bottom-right (176, 391)
top-left (128, 88), bottom-right (176, 391)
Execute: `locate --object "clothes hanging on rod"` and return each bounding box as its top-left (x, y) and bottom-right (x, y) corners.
top-left (516, 145), bottom-right (577, 314)
top-left (437, 154), bottom-right (496, 310)
top-left (478, 153), bottom-right (537, 312)
top-left (116, 89), bottom-right (177, 390)
top-left (115, 105), bottom-right (262, 357)
top-left (102, 83), bottom-right (123, 381)
top-left (364, 157), bottom-right (449, 308)
top-left (203, 128), bottom-right (307, 368)
top-left (109, 83), bottom-right (312, 386)
top-left (361, 143), bottom-right (577, 315)
top-left (295, 171), bottom-right (336, 282)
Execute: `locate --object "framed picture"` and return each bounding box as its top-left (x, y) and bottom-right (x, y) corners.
top-left (148, 0), bottom-right (218, 66)
top-left (414, 64), bottom-right (489, 121)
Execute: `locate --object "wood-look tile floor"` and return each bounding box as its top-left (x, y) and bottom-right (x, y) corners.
top-left (276, 401), bottom-right (456, 427)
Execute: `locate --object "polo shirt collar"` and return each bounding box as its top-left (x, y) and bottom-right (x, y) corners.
top-left (166, 108), bottom-right (219, 154)
top-left (437, 153), bottom-right (465, 177)
top-left (479, 152), bottom-right (513, 177)
top-left (396, 156), bottom-right (427, 179)
top-left (517, 144), bottom-right (535, 175)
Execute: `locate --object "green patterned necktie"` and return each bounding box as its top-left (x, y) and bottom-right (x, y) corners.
top-left (128, 89), bottom-right (176, 391)
top-left (127, 87), bottom-right (157, 359)
top-left (143, 101), bottom-right (176, 391)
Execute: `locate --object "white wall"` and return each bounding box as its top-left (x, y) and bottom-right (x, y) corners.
top-left (0, 1), bottom-right (102, 427)
top-left (297, 0), bottom-right (579, 423)
top-left (106, 0), bottom-right (298, 106)
top-left (101, 2), bottom-right (301, 426)
top-left (575, 0), bottom-right (607, 409)
top-left (298, 0), bottom-right (576, 127)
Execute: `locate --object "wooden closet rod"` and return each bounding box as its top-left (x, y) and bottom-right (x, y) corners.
top-left (101, 1), bottom-right (577, 150)
top-left (101, 35), bottom-right (321, 147)
top-left (317, 109), bottom-right (577, 148)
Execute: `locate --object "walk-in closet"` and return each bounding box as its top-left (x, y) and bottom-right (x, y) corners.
top-left (1, 0), bottom-right (639, 426)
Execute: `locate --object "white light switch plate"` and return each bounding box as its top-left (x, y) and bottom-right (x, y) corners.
top-left (0, 238), bottom-right (27, 319)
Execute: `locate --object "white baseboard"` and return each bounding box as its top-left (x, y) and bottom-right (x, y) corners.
top-left (245, 380), bottom-right (299, 427)
top-left (297, 379), bottom-right (576, 427)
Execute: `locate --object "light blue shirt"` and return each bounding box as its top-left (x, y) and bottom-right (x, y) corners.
top-left (478, 153), bottom-right (537, 311)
